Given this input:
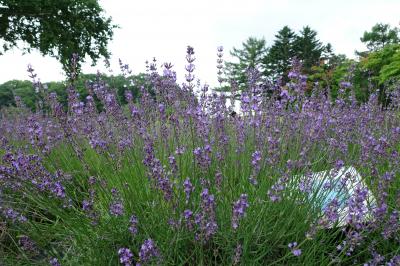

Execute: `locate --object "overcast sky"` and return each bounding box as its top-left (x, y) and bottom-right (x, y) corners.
top-left (0, 0), bottom-right (399, 86)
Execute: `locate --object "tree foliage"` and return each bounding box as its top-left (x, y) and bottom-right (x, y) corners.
top-left (307, 53), bottom-right (347, 96)
top-left (264, 26), bottom-right (297, 81)
top-left (0, 0), bottom-right (117, 76)
top-left (225, 37), bottom-right (268, 90)
top-left (0, 73), bottom-right (148, 110)
top-left (225, 26), bottom-right (330, 88)
top-left (360, 23), bottom-right (399, 51)
top-left (0, 80), bottom-right (37, 109)
top-left (358, 43), bottom-right (400, 104)
top-left (293, 26), bottom-right (327, 73)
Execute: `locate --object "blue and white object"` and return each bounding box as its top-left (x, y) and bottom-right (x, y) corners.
top-left (303, 166), bottom-right (376, 227)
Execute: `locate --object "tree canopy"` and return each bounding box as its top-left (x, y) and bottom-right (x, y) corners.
top-left (360, 23), bottom-right (399, 51)
top-left (0, 0), bottom-right (117, 77)
top-left (293, 26), bottom-right (328, 73)
top-left (221, 22), bottom-right (400, 105)
top-left (224, 37), bottom-right (268, 91)
top-left (0, 73), bottom-right (149, 111)
top-left (264, 26), bottom-right (297, 81)
top-left (225, 26), bottom-right (330, 87)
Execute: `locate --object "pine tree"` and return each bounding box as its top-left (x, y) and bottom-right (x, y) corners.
top-left (264, 26), bottom-right (297, 81)
top-left (360, 23), bottom-right (399, 51)
top-left (225, 37), bottom-right (268, 91)
top-left (293, 26), bottom-right (326, 73)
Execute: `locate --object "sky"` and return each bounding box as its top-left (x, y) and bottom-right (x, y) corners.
top-left (0, 0), bottom-right (399, 86)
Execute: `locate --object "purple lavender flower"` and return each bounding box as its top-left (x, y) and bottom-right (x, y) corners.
top-left (193, 146), bottom-right (212, 170)
top-left (232, 243), bottom-right (242, 265)
top-left (183, 209), bottom-right (193, 220)
top-left (168, 155), bottom-right (178, 174)
top-left (232, 194), bottom-right (249, 230)
top-left (267, 175), bottom-right (289, 202)
top-left (198, 188), bottom-right (218, 240)
top-left (251, 151), bottom-right (262, 169)
top-left (184, 46), bottom-right (196, 87)
top-left (138, 239), bottom-right (160, 265)
top-left (19, 235), bottom-right (38, 255)
top-left (183, 209), bottom-right (194, 231)
top-left (118, 247), bottom-right (133, 266)
top-left (175, 146), bottom-right (185, 155)
top-left (49, 257), bottom-right (61, 266)
top-left (125, 90), bottom-right (133, 102)
top-left (387, 255), bottom-right (400, 266)
top-left (292, 248), bottom-right (302, 257)
top-left (201, 189), bottom-right (215, 212)
top-left (88, 176), bottom-right (97, 185)
top-left (288, 242), bottom-right (301, 257)
top-left (82, 200), bottom-right (92, 211)
top-left (52, 181), bottom-right (66, 198)
top-left (280, 89), bottom-right (289, 99)
top-left (340, 81), bottom-right (351, 88)
top-left (288, 71), bottom-right (299, 79)
top-left (183, 178), bottom-right (194, 203)
top-left (335, 160), bottom-right (345, 169)
top-left (193, 188), bottom-right (218, 241)
top-left (216, 46), bottom-right (224, 84)
top-left (346, 185), bottom-right (369, 229)
top-left (129, 215), bottom-right (138, 236)
top-left (249, 151), bottom-right (262, 185)
top-left (2, 44), bottom-right (400, 266)
top-left (110, 201), bottom-right (124, 217)
top-left (319, 198), bottom-right (340, 228)
top-left (3, 208), bottom-right (27, 223)
top-left (382, 210), bottom-right (399, 239)
top-left (215, 171), bottom-right (223, 190)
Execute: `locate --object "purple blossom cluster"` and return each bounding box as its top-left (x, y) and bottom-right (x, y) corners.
top-left (191, 188), bottom-right (218, 242)
top-left (2, 207), bottom-right (27, 223)
top-left (137, 239), bottom-right (160, 265)
top-left (0, 46), bottom-right (399, 265)
top-left (288, 242), bottom-right (302, 257)
top-left (109, 188), bottom-right (124, 217)
top-left (231, 194), bottom-right (249, 230)
top-left (183, 178), bottom-right (194, 204)
top-left (193, 145), bottom-right (212, 171)
top-left (346, 185), bottom-right (369, 229)
top-left (249, 151), bottom-right (262, 185)
top-left (129, 215), bottom-right (138, 236)
top-left (319, 198), bottom-right (340, 228)
top-left (49, 257), bottom-right (61, 266)
top-left (18, 235), bottom-right (38, 256)
top-left (118, 247), bottom-right (134, 266)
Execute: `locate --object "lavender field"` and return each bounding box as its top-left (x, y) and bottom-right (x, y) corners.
top-left (0, 47), bottom-right (399, 265)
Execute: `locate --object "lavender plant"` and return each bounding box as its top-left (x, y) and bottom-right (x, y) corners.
top-left (0, 47), bottom-right (399, 265)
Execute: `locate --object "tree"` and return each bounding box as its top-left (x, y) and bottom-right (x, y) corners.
top-left (0, 73), bottom-right (150, 111)
top-left (360, 44), bottom-right (400, 86)
top-left (0, 80), bottom-right (14, 108)
top-left (329, 44), bottom-right (400, 105)
top-left (293, 26), bottom-right (326, 73)
top-left (380, 47), bottom-right (400, 85)
top-left (360, 23), bottom-right (399, 51)
top-left (308, 53), bottom-right (347, 97)
top-left (225, 37), bottom-right (268, 91)
top-left (0, 80), bottom-right (36, 110)
top-left (264, 26), bottom-right (297, 81)
top-left (0, 0), bottom-right (117, 77)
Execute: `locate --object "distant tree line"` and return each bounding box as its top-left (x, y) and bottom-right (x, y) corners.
top-left (222, 23), bottom-right (400, 104)
top-left (0, 73), bottom-right (149, 111)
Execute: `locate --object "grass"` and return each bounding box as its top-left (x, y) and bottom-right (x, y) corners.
top-left (0, 68), bottom-right (399, 265)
